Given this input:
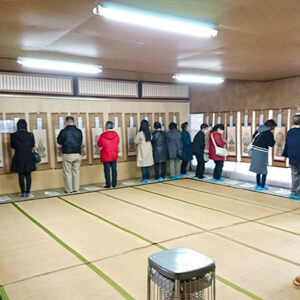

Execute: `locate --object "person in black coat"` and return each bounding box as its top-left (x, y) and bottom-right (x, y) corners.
top-left (152, 122), bottom-right (168, 181)
top-left (10, 119), bottom-right (36, 198)
top-left (192, 123), bottom-right (209, 179)
top-left (57, 116), bottom-right (83, 193)
top-left (166, 122), bottom-right (183, 179)
top-left (283, 114), bottom-right (300, 200)
top-left (180, 122), bottom-right (192, 175)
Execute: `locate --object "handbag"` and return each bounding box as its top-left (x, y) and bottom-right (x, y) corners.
top-left (32, 151), bottom-right (41, 164)
top-left (177, 149), bottom-right (183, 159)
top-left (211, 134), bottom-right (228, 157)
top-left (203, 153), bottom-right (209, 162)
top-left (248, 132), bottom-right (260, 158)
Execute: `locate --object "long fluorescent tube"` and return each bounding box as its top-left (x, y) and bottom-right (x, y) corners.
top-left (93, 4), bottom-right (217, 38)
top-left (17, 57), bottom-right (102, 74)
top-left (174, 74), bottom-right (224, 84)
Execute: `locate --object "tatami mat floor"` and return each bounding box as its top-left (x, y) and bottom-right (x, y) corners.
top-left (1, 177), bottom-right (300, 299)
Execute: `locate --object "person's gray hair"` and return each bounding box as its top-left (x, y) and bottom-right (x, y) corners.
top-left (106, 121), bottom-right (114, 130)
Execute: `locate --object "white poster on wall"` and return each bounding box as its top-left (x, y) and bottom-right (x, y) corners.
top-left (92, 127), bottom-right (103, 159)
top-left (81, 129), bottom-right (87, 160)
top-left (114, 127), bottom-right (123, 157)
top-left (190, 114), bottom-right (203, 141)
top-left (55, 129), bottom-right (63, 162)
top-left (59, 117), bottom-right (64, 129)
top-left (127, 127), bottom-right (137, 156)
top-left (0, 134), bottom-right (3, 167)
top-left (33, 129), bottom-right (48, 163)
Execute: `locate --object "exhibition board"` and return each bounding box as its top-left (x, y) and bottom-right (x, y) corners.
top-left (51, 112), bottom-right (68, 169)
top-left (240, 110), bottom-right (253, 163)
top-left (125, 113), bottom-right (137, 161)
top-left (29, 112), bottom-right (51, 171)
top-left (108, 112), bottom-right (124, 162)
top-left (154, 112), bottom-right (166, 131)
top-left (89, 113), bottom-right (104, 165)
top-left (0, 95), bottom-right (189, 194)
top-left (272, 109), bottom-right (288, 167)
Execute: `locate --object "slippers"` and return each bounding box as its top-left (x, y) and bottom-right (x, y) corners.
top-left (293, 276), bottom-right (300, 287)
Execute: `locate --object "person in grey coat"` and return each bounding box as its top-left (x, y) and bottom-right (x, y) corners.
top-left (250, 119), bottom-right (276, 191)
top-left (152, 122), bottom-right (168, 181)
top-left (166, 122), bottom-right (183, 179)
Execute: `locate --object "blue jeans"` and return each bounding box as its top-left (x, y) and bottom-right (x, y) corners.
top-left (141, 167), bottom-right (150, 180)
top-left (103, 161), bottom-right (117, 187)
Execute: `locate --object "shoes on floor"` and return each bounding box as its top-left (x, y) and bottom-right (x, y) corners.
top-left (255, 185), bottom-right (264, 191)
top-left (173, 176), bottom-right (181, 180)
top-left (262, 185), bottom-right (270, 190)
top-left (211, 178), bottom-right (219, 182)
top-left (203, 175), bottom-right (208, 179)
top-left (20, 193), bottom-right (26, 198)
top-left (24, 193), bottom-right (33, 198)
top-left (218, 177), bottom-right (225, 181)
top-left (289, 194), bottom-right (300, 200)
top-left (143, 179), bottom-right (150, 184)
top-left (293, 275), bottom-right (300, 287)
top-left (159, 177), bottom-right (165, 181)
top-left (180, 173), bottom-right (190, 177)
top-left (103, 186), bottom-right (111, 188)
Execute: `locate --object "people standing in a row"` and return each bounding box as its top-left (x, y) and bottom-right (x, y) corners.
top-left (283, 114), bottom-right (300, 200)
top-left (209, 124), bottom-right (227, 181)
top-left (180, 122), bottom-right (192, 176)
top-left (192, 123), bottom-right (209, 179)
top-left (97, 121), bottom-right (119, 188)
top-left (249, 119), bottom-right (276, 191)
top-left (152, 122), bottom-right (168, 181)
top-left (57, 116), bottom-right (83, 194)
top-left (135, 120), bottom-right (154, 183)
top-left (10, 119), bottom-right (36, 198)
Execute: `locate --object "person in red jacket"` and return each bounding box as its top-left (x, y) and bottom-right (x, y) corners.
top-left (209, 124), bottom-right (227, 181)
top-left (97, 121), bottom-right (120, 188)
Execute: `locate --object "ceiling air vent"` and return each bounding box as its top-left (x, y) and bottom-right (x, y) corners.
top-left (142, 83), bottom-right (189, 99)
top-left (78, 78), bottom-right (138, 98)
top-left (0, 72), bottom-right (73, 95)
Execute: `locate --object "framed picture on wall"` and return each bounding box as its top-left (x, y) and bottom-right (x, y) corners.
top-left (240, 110), bottom-right (253, 162)
top-left (273, 109), bottom-right (288, 166)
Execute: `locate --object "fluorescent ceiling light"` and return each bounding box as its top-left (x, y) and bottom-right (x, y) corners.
top-left (93, 4), bottom-right (217, 38)
top-left (17, 57), bottom-right (102, 74)
top-left (174, 74), bottom-right (224, 84)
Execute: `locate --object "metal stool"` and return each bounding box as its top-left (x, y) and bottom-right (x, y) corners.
top-left (147, 248), bottom-right (215, 300)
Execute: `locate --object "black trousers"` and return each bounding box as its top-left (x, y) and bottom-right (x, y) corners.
top-left (154, 162), bottom-right (166, 179)
top-left (141, 167), bottom-right (151, 180)
top-left (256, 174), bottom-right (267, 187)
top-left (213, 160), bottom-right (224, 180)
top-left (103, 161), bottom-right (117, 188)
top-left (195, 154), bottom-right (205, 179)
top-left (180, 160), bottom-right (189, 174)
top-left (18, 172), bottom-right (32, 194)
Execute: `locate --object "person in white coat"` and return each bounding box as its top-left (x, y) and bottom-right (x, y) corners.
top-left (134, 120), bottom-right (154, 183)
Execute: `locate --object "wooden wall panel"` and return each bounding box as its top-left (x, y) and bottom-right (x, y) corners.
top-left (88, 113), bottom-right (104, 165)
top-left (240, 110), bottom-right (253, 163)
top-left (29, 112), bottom-right (51, 171)
top-left (5, 113), bottom-right (26, 173)
top-left (154, 113), bottom-right (166, 131)
top-left (224, 112), bottom-right (237, 162)
top-left (51, 113), bottom-right (68, 169)
top-left (272, 109), bottom-right (288, 167)
top-left (125, 113), bottom-right (137, 162)
top-left (108, 113), bottom-right (124, 162)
